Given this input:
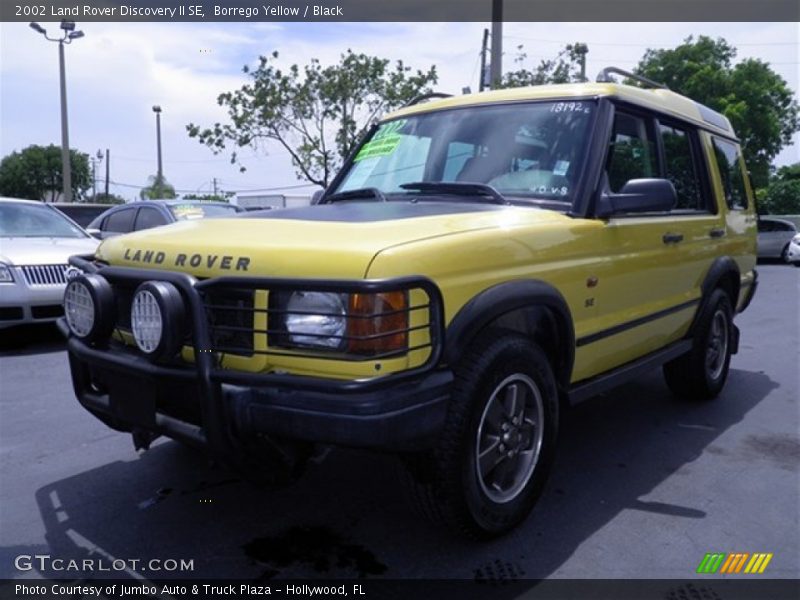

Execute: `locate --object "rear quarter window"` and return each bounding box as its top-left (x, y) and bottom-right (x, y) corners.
top-left (711, 138), bottom-right (750, 210)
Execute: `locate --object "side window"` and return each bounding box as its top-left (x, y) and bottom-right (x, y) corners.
top-left (711, 138), bottom-right (749, 210)
top-left (104, 208), bottom-right (136, 233)
top-left (606, 112), bottom-right (657, 192)
top-left (659, 123), bottom-right (705, 211)
top-left (134, 207), bottom-right (168, 231)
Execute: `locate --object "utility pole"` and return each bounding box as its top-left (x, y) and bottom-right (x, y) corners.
top-left (104, 149), bottom-right (110, 197)
top-left (574, 43), bottom-right (589, 82)
top-left (90, 150), bottom-right (102, 200)
top-left (30, 20), bottom-right (85, 202)
top-left (479, 28), bottom-right (490, 92)
top-left (490, 0), bottom-right (503, 89)
top-left (213, 177), bottom-right (218, 197)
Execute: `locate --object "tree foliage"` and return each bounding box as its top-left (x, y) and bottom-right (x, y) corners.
top-left (760, 162), bottom-right (800, 215)
top-left (187, 49), bottom-right (438, 188)
top-left (181, 192), bottom-right (234, 202)
top-left (140, 174), bottom-right (176, 200)
top-left (0, 144), bottom-right (90, 201)
top-left (85, 192), bottom-right (126, 205)
top-left (499, 43), bottom-right (588, 88)
top-left (634, 36), bottom-right (799, 188)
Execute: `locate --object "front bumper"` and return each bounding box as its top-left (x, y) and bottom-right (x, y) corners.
top-left (0, 279), bottom-right (65, 329)
top-left (64, 322), bottom-right (452, 452)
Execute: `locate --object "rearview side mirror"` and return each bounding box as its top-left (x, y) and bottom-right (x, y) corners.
top-left (596, 178), bottom-right (677, 218)
top-left (85, 228), bottom-right (102, 239)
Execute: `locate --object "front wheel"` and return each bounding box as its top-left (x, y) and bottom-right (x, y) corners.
top-left (403, 333), bottom-right (559, 539)
top-left (663, 289), bottom-right (734, 401)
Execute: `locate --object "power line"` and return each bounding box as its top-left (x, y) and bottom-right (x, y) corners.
top-left (503, 34), bottom-right (799, 48)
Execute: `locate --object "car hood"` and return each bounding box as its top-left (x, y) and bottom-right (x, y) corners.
top-left (0, 236), bottom-right (99, 266)
top-left (95, 202), bottom-right (571, 279)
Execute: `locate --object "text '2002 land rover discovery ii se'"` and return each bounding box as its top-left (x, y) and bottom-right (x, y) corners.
top-left (62, 68), bottom-right (757, 538)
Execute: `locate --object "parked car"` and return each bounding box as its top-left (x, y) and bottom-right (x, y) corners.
top-left (52, 203), bottom-right (113, 228)
top-left (87, 200), bottom-right (241, 239)
top-left (0, 197), bottom-right (98, 329)
top-left (757, 216), bottom-right (798, 263)
top-left (784, 232), bottom-right (800, 265)
top-left (62, 70), bottom-right (757, 538)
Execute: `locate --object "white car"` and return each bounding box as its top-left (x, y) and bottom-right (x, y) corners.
top-left (0, 197), bottom-right (99, 329)
top-left (786, 233), bottom-right (800, 266)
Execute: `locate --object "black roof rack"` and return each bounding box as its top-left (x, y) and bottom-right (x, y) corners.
top-left (403, 92), bottom-right (453, 108)
top-left (596, 67), bottom-right (669, 90)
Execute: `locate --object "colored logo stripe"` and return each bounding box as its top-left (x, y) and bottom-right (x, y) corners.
top-left (719, 553), bottom-right (749, 573)
top-left (697, 553), bottom-right (726, 574)
top-left (744, 553), bottom-right (773, 574)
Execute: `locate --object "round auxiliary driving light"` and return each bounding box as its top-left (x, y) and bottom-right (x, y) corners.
top-left (63, 274), bottom-right (115, 342)
top-left (130, 281), bottom-right (185, 360)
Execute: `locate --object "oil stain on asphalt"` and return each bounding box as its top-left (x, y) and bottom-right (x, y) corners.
top-left (243, 526), bottom-right (388, 579)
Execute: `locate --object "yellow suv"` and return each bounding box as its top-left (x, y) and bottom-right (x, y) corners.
top-left (62, 69), bottom-right (757, 538)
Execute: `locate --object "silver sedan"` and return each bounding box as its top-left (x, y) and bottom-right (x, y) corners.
top-left (0, 197), bottom-right (99, 329)
top-left (757, 217), bottom-right (798, 263)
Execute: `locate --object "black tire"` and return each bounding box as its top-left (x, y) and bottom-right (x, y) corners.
top-left (663, 289), bottom-right (734, 401)
top-left (403, 332), bottom-right (559, 539)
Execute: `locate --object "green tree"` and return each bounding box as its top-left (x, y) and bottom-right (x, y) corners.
top-left (499, 43), bottom-right (588, 88)
top-left (760, 162), bottom-right (800, 215)
top-left (85, 192), bottom-right (126, 205)
top-left (634, 36), bottom-right (799, 188)
top-left (187, 49), bottom-right (438, 188)
top-left (181, 192), bottom-right (234, 202)
top-left (140, 174), bottom-right (176, 200)
top-left (0, 144), bottom-right (91, 201)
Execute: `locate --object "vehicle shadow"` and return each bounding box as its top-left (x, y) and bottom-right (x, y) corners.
top-left (20, 367), bottom-right (776, 585)
top-left (0, 324), bottom-right (65, 356)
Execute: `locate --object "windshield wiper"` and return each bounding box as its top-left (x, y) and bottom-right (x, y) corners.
top-left (319, 187), bottom-right (387, 204)
top-left (400, 182), bottom-right (508, 205)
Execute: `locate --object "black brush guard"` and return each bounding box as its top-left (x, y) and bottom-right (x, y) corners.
top-left (62, 255), bottom-right (452, 462)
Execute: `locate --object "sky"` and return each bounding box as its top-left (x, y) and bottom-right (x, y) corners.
top-left (0, 21), bottom-right (798, 202)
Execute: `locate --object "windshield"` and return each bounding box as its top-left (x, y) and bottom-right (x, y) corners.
top-left (168, 203), bottom-right (239, 220)
top-left (336, 100), bottom-right (596, 206)
top-left (0, 202), bottom-right (88, 238)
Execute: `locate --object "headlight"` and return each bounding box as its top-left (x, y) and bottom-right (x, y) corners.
top-left (130, 281), bottom-right (186, 359)
top-left (285, 292), bottom-right (347, 349)
top-left (274, 290), bottom-right (409, 356)
top-left (0, 263), bottom-right (14, 283)
top-left (63, 274), bottom-right (115, 342)
top-left (792, 234), bottom-right (800, 244)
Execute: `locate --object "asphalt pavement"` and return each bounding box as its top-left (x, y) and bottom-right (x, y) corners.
top-left (1, 265), bottom-right (798, 585)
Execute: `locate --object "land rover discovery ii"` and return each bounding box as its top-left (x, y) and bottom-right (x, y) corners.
top-left (62, 69), bottom-right (758, 538)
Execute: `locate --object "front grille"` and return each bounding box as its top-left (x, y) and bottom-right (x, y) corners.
top-left (21, 264), bottom-right (69, 286)
top-left (203, 290), bottom-right (255, 356)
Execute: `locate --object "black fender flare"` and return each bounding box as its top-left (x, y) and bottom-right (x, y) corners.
top-left (444, 280), bottom-right (575, 389)
top-left (690, 256), bottom-right (741, 336)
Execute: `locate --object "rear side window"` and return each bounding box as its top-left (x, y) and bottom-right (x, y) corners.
top-left (134, 207), bottom-right (168, 231)
top-left (659, 123), bottom-right (705, 211)
top-left (606, 112), bottom-right (657, 192)
top-left (711, 138), bottom-right (749, 210)
top-left (104, 208), bottom-right (136, 233)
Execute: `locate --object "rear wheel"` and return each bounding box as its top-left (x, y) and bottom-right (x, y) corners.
top-left (403, 332), bottom-right (559, 539)
top-left (663, 289), bottom-right (734, 401)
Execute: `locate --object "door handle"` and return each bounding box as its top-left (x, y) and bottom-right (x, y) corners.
top-left (662, 232), bottom-right (684, 244)
top-left (709, 227), bottom-right (726, 238)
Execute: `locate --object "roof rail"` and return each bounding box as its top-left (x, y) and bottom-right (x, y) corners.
top-left (596, 67), bottom-right (669, 90)
top-left (403, 92), bottom-right (453, 108)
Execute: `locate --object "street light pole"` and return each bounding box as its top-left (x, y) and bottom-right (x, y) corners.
top-left (30, 20), bottom-right (84, 203)
top-left (152, 105), bottom-right (163, 182)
